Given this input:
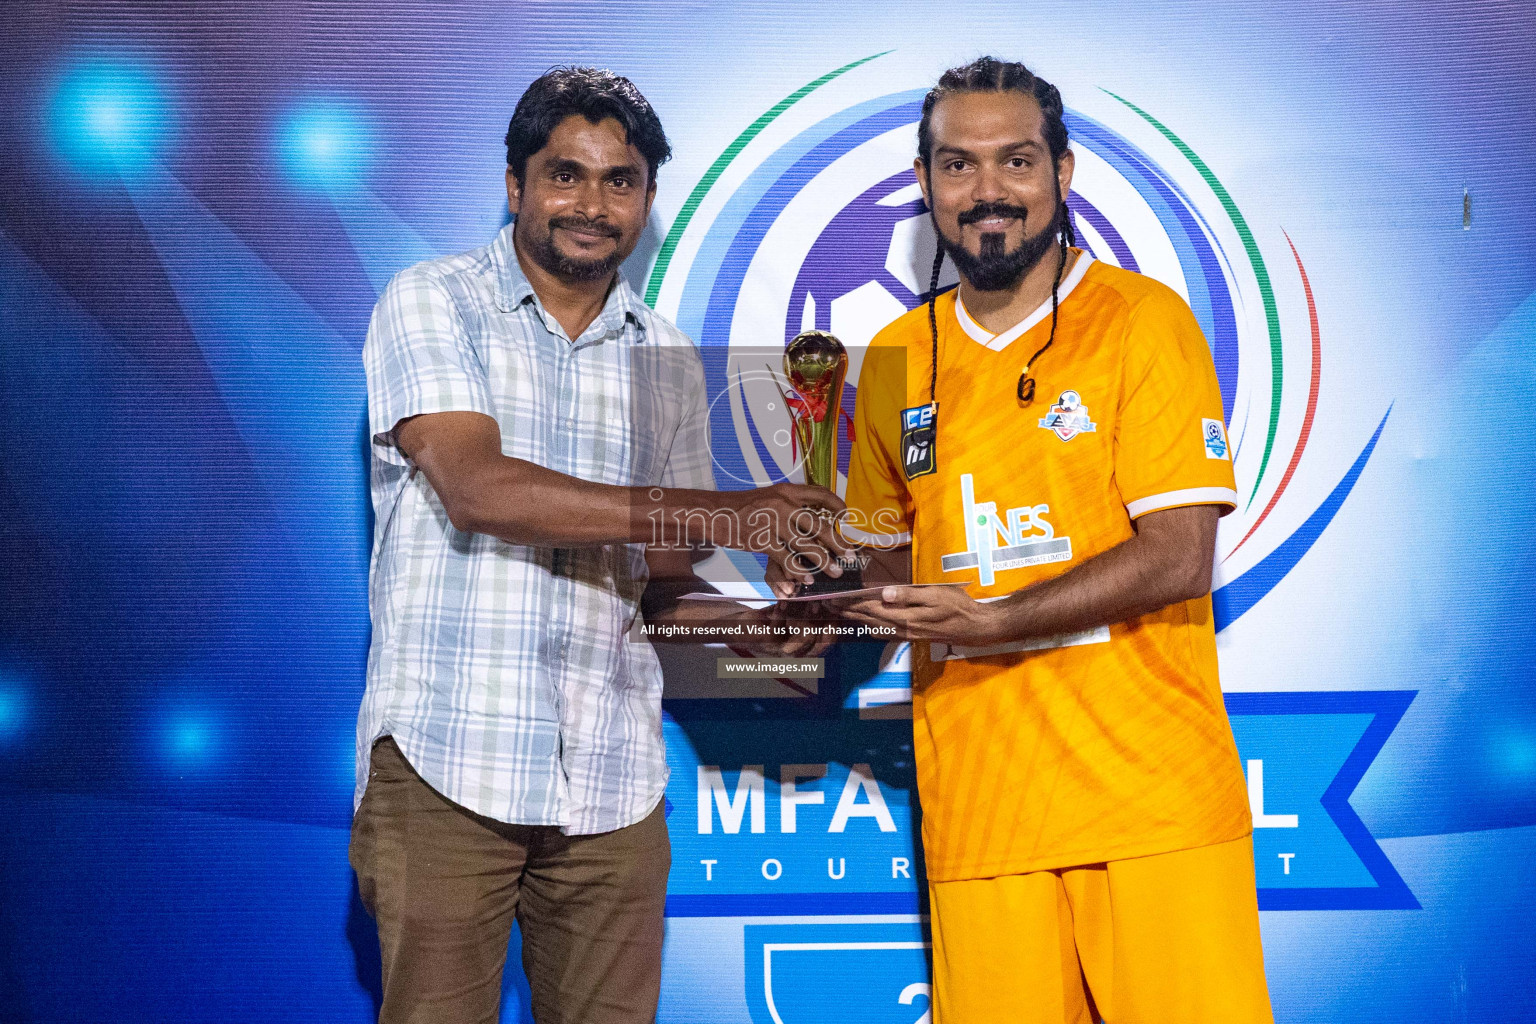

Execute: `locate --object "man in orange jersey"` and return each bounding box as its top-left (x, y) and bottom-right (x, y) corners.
top-left (831, 58), bottom-right (1275, 1023)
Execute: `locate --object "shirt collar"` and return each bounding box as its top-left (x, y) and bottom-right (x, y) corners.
top-left (954, 250), bottom-right (1095, 352)
top-left (492, 222), bottom-right (648, 341)
top-left (492, 223), bottom-right (537, 312)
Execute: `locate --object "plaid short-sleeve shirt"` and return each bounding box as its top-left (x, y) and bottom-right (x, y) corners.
top-left (358, 224), bottom-right (713, 834)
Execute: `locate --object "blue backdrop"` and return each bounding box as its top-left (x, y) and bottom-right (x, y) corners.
top-left (2, 3), bottom-right (1534, 1022)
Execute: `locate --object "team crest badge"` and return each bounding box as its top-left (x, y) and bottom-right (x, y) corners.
top-left (1203, 417), bottom-right (1230, 459)
top-left (1038, 390), bottom-right (1097, 442)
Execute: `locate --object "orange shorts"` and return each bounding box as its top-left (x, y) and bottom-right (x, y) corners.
top-left (928, 834), bottom-right (1274, 1024)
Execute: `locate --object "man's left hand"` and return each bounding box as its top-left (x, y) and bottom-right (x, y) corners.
top-left (839, 586), bottom-right (1004, 644)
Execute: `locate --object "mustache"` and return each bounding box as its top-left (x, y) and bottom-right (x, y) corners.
top-left (957, 202), bottom-right (1031, 228)
top-left (549, 215), bottom-right (621, 238)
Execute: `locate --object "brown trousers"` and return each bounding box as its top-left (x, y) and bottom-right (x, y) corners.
top-left (349, 737), bottom-right (670, 1024)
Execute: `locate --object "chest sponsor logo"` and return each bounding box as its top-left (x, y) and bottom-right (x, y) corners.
top-left (1203, 417), bottom-right (1230, 460)
top-left (899, 404), bottom-right (936, 479)
top-left (941, 473), bottom-right (1072, 586)
top-left (1039, 390), bottom-right (1097, 441)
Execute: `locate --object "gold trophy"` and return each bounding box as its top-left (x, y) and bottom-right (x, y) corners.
top-left (774, 329), bottom-right (863, 595)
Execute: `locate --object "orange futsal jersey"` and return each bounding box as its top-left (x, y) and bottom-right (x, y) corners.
top-left (844, 252), bottom-right (1252, 881)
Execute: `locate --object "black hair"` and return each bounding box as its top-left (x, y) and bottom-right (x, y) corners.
top-left (917, 57), bottom-right (1076, 407)
top-left (504, 66), bottom-right (672, 186)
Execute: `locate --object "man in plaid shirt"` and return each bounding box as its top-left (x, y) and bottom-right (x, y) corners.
top-left (351, 67), bottom-right (846, 1024)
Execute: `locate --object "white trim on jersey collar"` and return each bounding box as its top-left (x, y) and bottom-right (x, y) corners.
top-left (954, 251), bottom-right (1096, 352)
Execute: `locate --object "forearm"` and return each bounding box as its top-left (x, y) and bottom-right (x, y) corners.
top-left (397, 411), bottom-right (846, 565)
top-left (445, 455), bottom-right (739, 548)
top-left (988, 525), bottom-right (1211, 643)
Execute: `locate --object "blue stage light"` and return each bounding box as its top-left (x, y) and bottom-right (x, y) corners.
top-left (49, 59), bottom-right (171, 177)
top-left (276, 99), bottom-right (375, 192)
top-left (162, 714), bottom-right (219, 766)
top-left (0, 684), bottom-right (26, 743)
top-left (1499, 731), bottom-right (1536, 776)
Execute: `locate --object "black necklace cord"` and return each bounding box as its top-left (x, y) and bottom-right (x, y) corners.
top-left (929, 197), bottom-right (1077, 408)
top-left (1017, 201), bottom-right (1075, 406)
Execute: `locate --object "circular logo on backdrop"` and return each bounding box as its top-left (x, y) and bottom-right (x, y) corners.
top-left (648, 67), bottom-right (1387, 627)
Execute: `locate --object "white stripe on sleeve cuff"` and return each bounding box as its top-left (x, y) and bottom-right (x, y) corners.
top-left (1125, 487), bottom-right (1239, 519)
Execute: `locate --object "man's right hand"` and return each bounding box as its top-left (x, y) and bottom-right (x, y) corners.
top-left (724, 483), bottom-right (852, 589)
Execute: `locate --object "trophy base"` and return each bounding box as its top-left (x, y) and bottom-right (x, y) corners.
top-left (795, 558), bottom-right (865, 597)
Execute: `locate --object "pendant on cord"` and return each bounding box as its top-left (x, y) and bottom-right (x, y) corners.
top-left (1017, 373), bottom-right (1037, 405)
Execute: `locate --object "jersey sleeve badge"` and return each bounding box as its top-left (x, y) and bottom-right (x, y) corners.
top-left (1202, 418), bottom-right (1230, 460)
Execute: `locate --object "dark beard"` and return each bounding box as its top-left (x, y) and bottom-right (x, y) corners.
top-left (520, 215), bottom-right (624, 282)
top-left (936, 201), bottom-right (1063, 292)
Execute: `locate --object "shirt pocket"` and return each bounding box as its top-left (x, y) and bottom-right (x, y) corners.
top-left (623, 348), bottom-right (690, 486)
top-left (579, 346), bottom-right (677, 487)
top-left (485, 330), bottom-right (547, 465)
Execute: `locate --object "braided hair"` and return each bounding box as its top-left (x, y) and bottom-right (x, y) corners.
top-left (918, 57), bottom-right (1075, 407)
